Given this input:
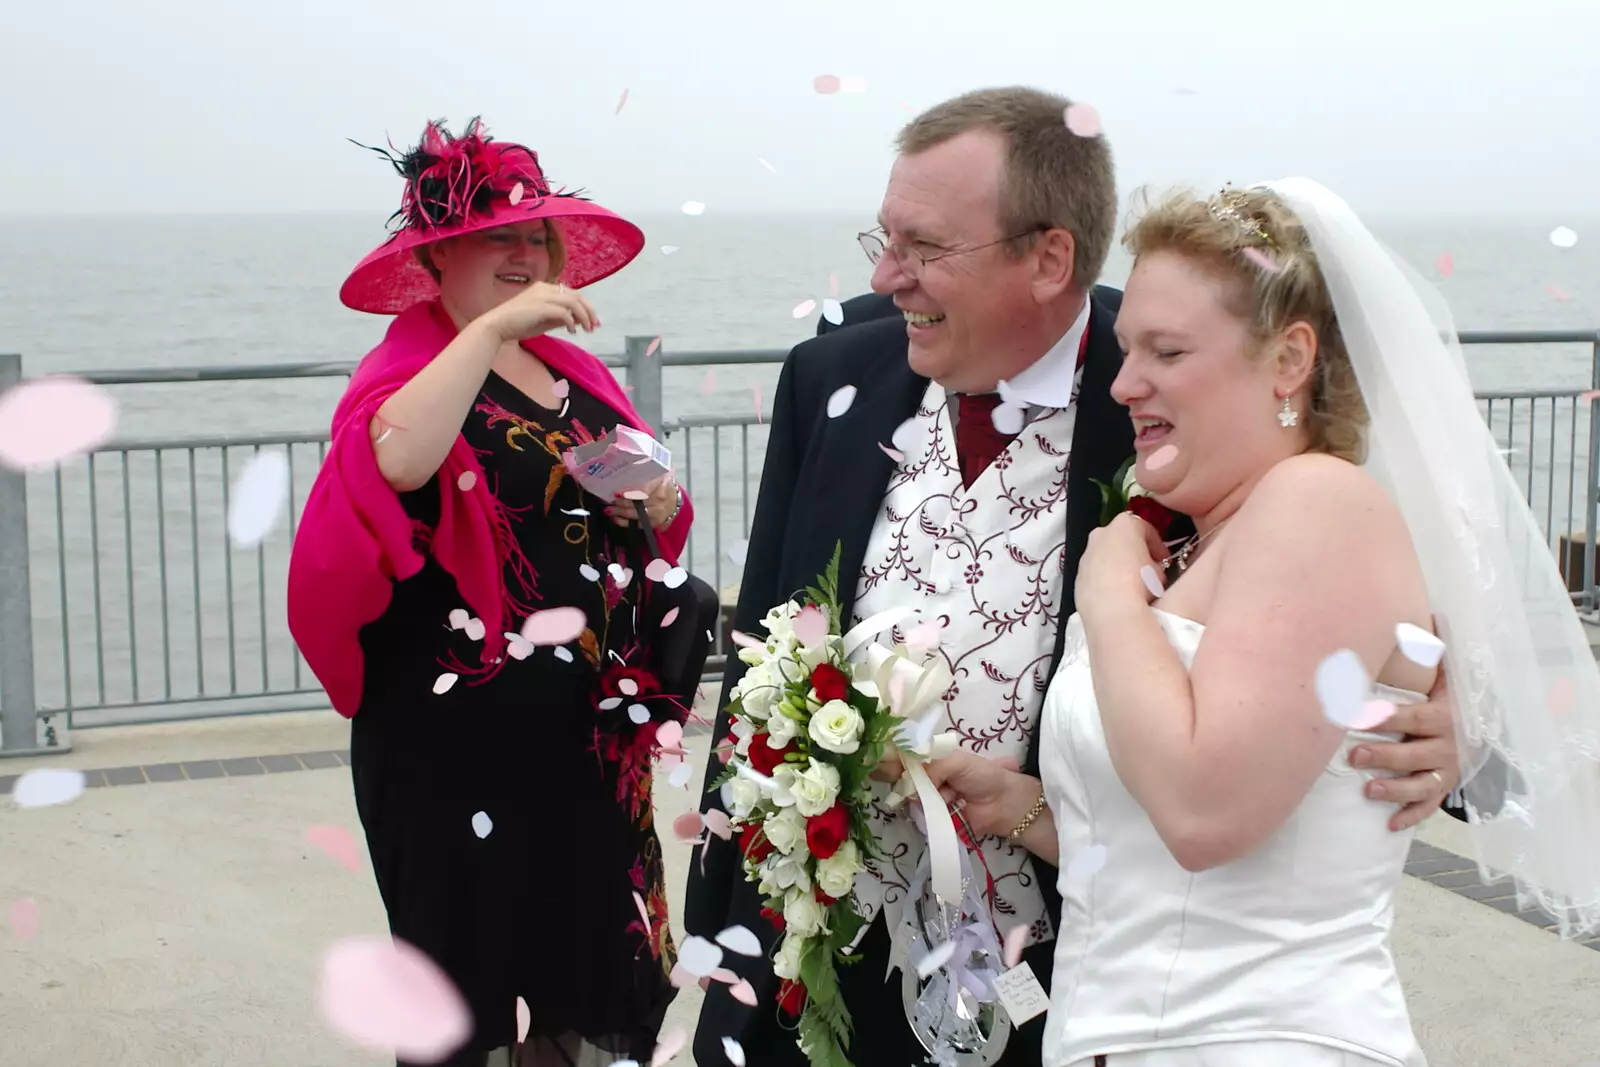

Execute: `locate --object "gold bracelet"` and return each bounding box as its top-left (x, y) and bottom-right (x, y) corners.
top-left (1008, 788), bottom-right (1048, 841)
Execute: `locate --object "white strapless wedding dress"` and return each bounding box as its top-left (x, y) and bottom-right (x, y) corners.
top-left (1038, 610), bottom-right (1429, 1067)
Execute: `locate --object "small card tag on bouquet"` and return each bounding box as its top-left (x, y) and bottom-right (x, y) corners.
top-left (992, 963), bottom-right (1048, 1025)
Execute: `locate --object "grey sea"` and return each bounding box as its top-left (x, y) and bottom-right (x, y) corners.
top-left (1, 212), bottom-right (1597, 730)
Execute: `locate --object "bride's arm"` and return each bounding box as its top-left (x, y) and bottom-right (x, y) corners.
top-left (1082, 454), bottom-right (1428, 872)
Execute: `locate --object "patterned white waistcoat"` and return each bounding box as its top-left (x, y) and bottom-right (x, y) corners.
top-left (850, 379), bottom-right (1081, 953)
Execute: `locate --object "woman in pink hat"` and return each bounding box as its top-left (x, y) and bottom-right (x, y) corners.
top-left (289, 118), bottom-right (703, 1067)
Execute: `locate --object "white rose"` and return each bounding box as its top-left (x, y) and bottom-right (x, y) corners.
top-left (758, 854), bottom-right (811, 897)
top-left (762, 807), bottom-right (807, 856)
top-left (1123, 465), bottom-right (1149, 499)
top-left (797, 638), bottom-right (839, 673)
top-left (790, 761), bottom-right (842, 817)
top-left (762, 602), bottom-right (800, 644)
top-left (766, 710), bottom-right (800, 748)
top-left (772, 930), bottom-right (807, 980)
top-left (734, 663), bottom-right (779, 722)
top-left (783, 888), bottom-right (829, 937)
top-left (726, 776), bottom-right (762, 819)
top-left (808, 699), bottom-right (864, 755)
top-left (815, 839), bottom-right (861, 900)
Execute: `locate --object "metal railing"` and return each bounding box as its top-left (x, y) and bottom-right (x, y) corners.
top-left (1, 328), bottom-right (1598, 752)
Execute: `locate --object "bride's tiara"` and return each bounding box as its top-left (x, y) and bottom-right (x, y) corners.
top-left (1209, 187), bottom-right (1276, 247)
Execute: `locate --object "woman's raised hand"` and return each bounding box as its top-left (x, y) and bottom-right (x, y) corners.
top-left (479, 282), bottom-right (599, 343)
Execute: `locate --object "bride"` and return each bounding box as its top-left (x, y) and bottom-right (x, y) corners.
top-left (928, 178), bottom-right (1600, 1066)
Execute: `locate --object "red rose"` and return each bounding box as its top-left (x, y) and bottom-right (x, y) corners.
top-left (777, 978), bottom-right (808, 1018)
top-left (760, 904), bottom-right (786, 933)
top-left (815, 886), bottom-right (838, 906)
top-left (747, 735), bottom-right (797, 778)
top-left (805, 802), bottom-right (850, 860)
top-left (1128, 495), bottom-right (1177, 538)
top-left (739, 824), bottom-right (774, 865)
top-left (600, 665), bottom-right (659, 700)
top-left (809, 663), bottom-right (851, 704)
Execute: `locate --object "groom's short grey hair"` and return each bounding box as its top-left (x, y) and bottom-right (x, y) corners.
top-left (897, 86), bottom-right (1117, 294)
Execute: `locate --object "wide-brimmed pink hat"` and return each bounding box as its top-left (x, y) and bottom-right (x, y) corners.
top-left (340, 117), bottom-right (645, 314)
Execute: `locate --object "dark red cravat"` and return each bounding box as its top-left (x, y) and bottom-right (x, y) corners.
top-left (954, 393), bottom-right (1016, 489)
top-left (953, 327), bottom-right (1093, 488)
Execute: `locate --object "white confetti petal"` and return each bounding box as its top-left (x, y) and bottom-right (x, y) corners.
top-left (677, 935), bottom-right (724, 977)
top-left (561, 508), bottom-right (591, 517)
top-left (12, 768), bottom-right (86, 809)
top-left (660, 246), bottom-right (680, 256)
top-left (1066, 843), bottom-right (1107, 881)
top-left (792, 298), bottom-right (817, 319)
top-left (1314, 649), bottom-right (1370, 728)
top-left (722, 1037), bottom-right (747, 1066)
top-left (600, 697), bottom-right (624, 711)
top-left (579, 564), bottom-right (601, 582)
top-left (715, 925), bottom-right (763, 957)
top-left (447, 608), bottom-right (470, 630)
top-left (663, 566), bottom-right (688, 589)
top-left (504, 634), bottom-right (534, 660)
top-left (227, 451), bottom-right (291, 548)
top-left (991, 402), bottom-right (1026, 436)
top-left (1140, 565), bottom-right (1164, 599)
top-left (1395, 622), bottom-right (1445, 668)
top-left (681, 201), bottom-right (706, 216)
top-left (553, 647), bottom-right (574, 664)
top-left (628, 704), bottom-right (653, 725)
top-left (826, 385), bottom-right (858, 419)
top-left (462, 617), bottom-right (486, 642)
top-left (668, 761), bottom-right (695, 789)
top-left (471, 811), bottom-right (493, 839)
top-left (1551, 225), bottom-right (1579, 249)
top-left (619, 678), bottom-right (640, 696)
top-left (729, 540), bottom-right (750, 566)
top-left (757, 158), bottom-right (777, 174)
top-left (915, 940), bottom-right (958, 979)
top-left (822, 298), bottom-right (844, 326)
top-left (432, 673), bottom-right (459, 695)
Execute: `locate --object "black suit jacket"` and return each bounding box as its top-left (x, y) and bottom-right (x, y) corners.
top-left (685, 288), bottom-right (1173, 1044)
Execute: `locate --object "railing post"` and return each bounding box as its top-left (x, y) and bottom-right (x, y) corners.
top-left (1586, 335), bottom-right (1600, 621)
top-left (0, 354), bottom-right (55, 754)
top-left (626, 335), bottom-right (664, 435)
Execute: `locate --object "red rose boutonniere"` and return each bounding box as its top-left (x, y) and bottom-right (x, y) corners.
top-left (1092, 455), bottom-right (1177, 538)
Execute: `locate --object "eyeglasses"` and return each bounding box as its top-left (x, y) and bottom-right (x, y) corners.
top-left (857, 226), bottom-right (1046, 279)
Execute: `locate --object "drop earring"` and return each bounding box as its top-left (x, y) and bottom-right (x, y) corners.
top-left (1277, 395), bottom-right (1298, 429)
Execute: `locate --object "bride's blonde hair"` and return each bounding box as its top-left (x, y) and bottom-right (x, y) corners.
top-left (1121, 186), bottom-right (1369, 464)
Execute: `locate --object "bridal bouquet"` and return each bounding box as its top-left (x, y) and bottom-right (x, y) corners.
top-left (711, 548), bottom-right (907, 1067)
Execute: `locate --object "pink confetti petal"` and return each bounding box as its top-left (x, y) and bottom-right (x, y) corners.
top-left (456, 470), bottom-right (477, 492)
top-left (839, 76), bottom-right (868, 93)
top-left (903, 618), bottom-right (944, 649)
top-left (1350, 699), bottom-right (1397, 730)
top-left (828, 273), bottom-right (840, 298)
top-left (462, 617), bottom-right (485, 642)
top-left (520, 607), bottom-right (586, 646)
top-left (305, 825), bottom-right (364, 874)
top-left (703, 809), bottom-right (732, 839)
top-left (645, 337), bottom-right (662, 358)
top-left (1241, 247), bottom-right (1282, 274)
top-left (509, 183), bottom-right (525, 206)
top-left (878, 442), bottom-right (906, 463)
top-left (9, 897), bottom-right (39, 941)
top-left (1551, 677), bottom-right (1576, 715)
top-left (813, 74), bottom-right (841, 94)
top-left (1002, 923), bottom-right (1029, 969)
top-left (447, 608), bottom-right (470, 630)
top-left (1435, 252), bottom-right (1454, 277)
top-left (660, 606), bottom-right (681, 628)
top-left (1144, 444), bottom-right (1179, 472)
top-left (753, 385), bottom-right (763, 425)
top-left (1549, 284), bottom-right (1573, 301)
top-left (701, 370), bottom-right (716, 396)
top-left (319, 936), bottom-right (471, 1063)
top-left (632, 891), bottom-right (651, 929)
top-left (516, 996), bottom-right (530, 1043)
top-left (707, 966), bottom-right (741, 985)
top-left (619, 677), bottom-right (640, 696)
top-left (651, 1027), bottom-right (687, 1067)
top-left (615, 88), bottom-right (630, 114)
top-left (730, 630), bottom-right (763, 650)
top-left (672, 812), bottom-right (705, 842)
top-left (657, 720), bottom-right (685, 753)
top-left (792, 298), bottom-right (817, 319)
top-left (729, 979), bottom-right (759, 1007)
top-left (668, 962), bottom-right (699, 989)
top-left (645, 559), bottom-right (673, 583)
top-left (1063, 102), bottom-right (1102, 137)
top-left (0, 377), bottom-right (119, 471)
top-left (551, 379), bottom-right (570, 400)
top-left (623, 489), bottom-right (650, 501)
top-left (793, 604), bottom-right (829, 648)
top-left (504, 633), bottom-right (534, 660)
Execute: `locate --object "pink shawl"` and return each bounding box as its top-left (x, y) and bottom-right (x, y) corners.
top-left (287, 299), bottom-right (693, 718)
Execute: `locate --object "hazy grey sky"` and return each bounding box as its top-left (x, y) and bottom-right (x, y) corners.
top-left (3, 0), bottom-right (1596, 220)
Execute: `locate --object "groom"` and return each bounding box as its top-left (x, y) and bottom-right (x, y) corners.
top-left (686, 86), bottom-right (1462, 1067)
